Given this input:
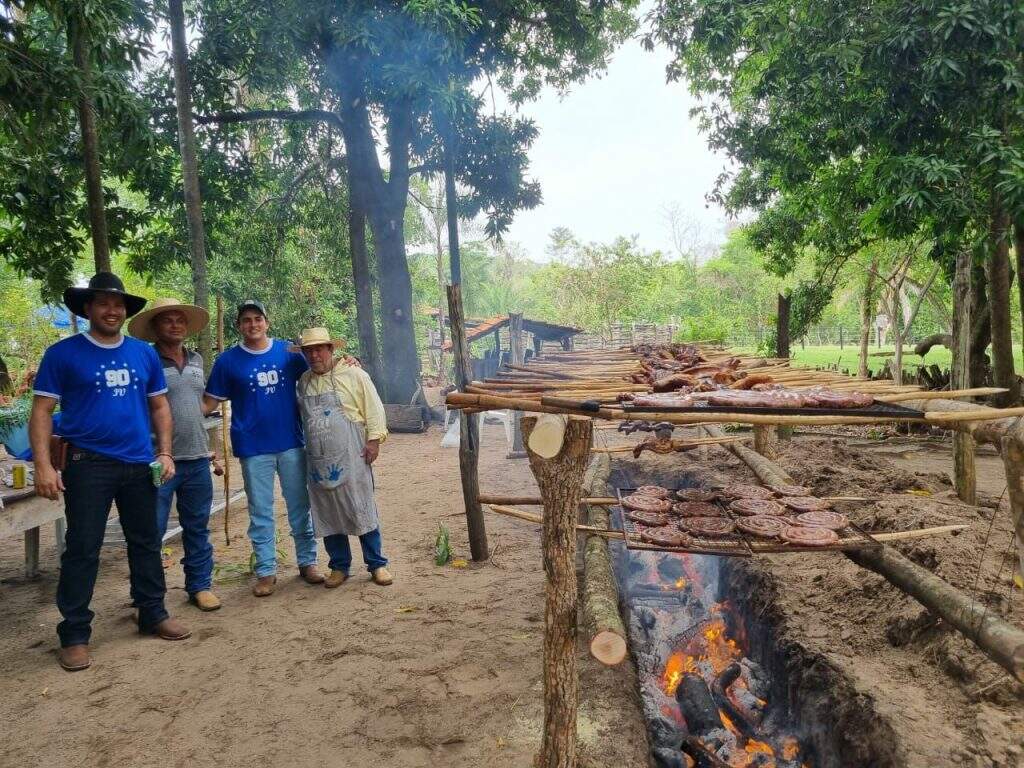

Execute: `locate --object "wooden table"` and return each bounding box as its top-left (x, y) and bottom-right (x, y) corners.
top-left (0, 461), bottom-right (65, 579)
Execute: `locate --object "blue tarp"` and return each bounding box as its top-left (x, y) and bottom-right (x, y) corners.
top-left (34, 304), bottom-right (86, 331)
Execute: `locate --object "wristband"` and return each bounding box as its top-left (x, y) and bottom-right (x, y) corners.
top-left (157, 452), bottom-right (173, 459)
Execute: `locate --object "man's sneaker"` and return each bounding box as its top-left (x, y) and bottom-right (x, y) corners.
top-left (324, 570), bottom-right (348, 589)
top-left (190, 590), bottom-right (222, 611)
top-left (371, 567), bottom-right (393, 586)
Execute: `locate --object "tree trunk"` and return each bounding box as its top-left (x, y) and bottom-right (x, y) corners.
top-left (68, 19), bottom-right (110, 273)
top-left (859, 259), bottom-right (877, 378)
top-left (444, 127), bottom-right (462, 286)
top-left (366, 205), bottom-right (420, 403)
top-left (328, 53), bottom-right (420, 404)
top-left (1015, 222), bottom-right (1024, 384)
top-left (434, 195), bottom-right (448, 385)
top-left (987, 203), bottom-right (1020, 406)
top-left (776, 293), bottom-right (790, 358)
top-left (970, 258), bottom-right (992, 389)
top-left (168, 0), bottom-right (211, 369)
top-left (0, 354), bottom-right (12, 391)
top-left (448, 284), bottom-right (488, 561)
top-left (951, 250), bottom-right (976, 505)
top-left (752, 424), bottom-right (777, 459)
top-left (522, 414), bottom-right (594, 768)
top-left (349, 201), bottom-right (380, 388)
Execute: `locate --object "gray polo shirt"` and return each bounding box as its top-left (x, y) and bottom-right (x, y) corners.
top-left (159, 348), bottom-right (210, 461)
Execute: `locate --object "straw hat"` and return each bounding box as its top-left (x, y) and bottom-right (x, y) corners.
top-left (289, 327), bottom-right (345, 353)
top-left (128, 297), bottom-right (210, 342)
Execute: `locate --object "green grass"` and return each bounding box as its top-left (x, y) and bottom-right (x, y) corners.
top-left (732, 344), bottom-right (1024, 376)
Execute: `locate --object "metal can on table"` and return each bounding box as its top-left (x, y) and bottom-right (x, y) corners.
top-left (12, 463), bottom-right (26, 489)
top-left (149, 460), bottom-right (163, 487)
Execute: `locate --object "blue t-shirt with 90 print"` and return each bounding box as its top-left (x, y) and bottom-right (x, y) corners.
top-left (205, 338), bottom-right (308, 458)
top-left (33, 333), bottom-right (168, 464)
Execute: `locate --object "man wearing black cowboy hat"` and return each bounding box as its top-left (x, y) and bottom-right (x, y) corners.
top-left (30, 272), bottom-right (191, 672)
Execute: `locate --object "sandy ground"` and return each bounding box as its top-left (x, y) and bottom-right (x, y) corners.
top-left (688, 432), bottom-right (1024, 768)
top-left (0, 422), bottom-right (648, 768)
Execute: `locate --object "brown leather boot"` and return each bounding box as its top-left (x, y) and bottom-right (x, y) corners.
top-left (152, 617), bottom-right (192, 641)
top-left (371, 567), bottom-right (394, 586)
top-left (324, 570), bottom-right (348, 589)
top-left (252, 575), bottom-right (277, 597)
top-left (299, 564), bottom-right (325, 584)
top-left (58, 644), bottom-right (91, 672)
top-left (190, 590), bottom-right (221, 611)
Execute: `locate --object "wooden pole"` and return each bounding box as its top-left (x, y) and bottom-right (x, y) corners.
top-left (508, 312), bottom-right (526, 457)
top-left (522, 414), bottom-right (593, 768)
top-left (951, 249), bottom-right (977, 504)
top-left (216, 296), bottom-right (231, 546)
top-left (582, 454), bottom-right (628, 666)
top-left (447, 284), bottom-right (488, 561)
top-left (776, 293), bottom-right (790, 359)
top-left (998, 437), bottom-right (1024, 590)
top-left (752, 424), bottom-right (777, 459)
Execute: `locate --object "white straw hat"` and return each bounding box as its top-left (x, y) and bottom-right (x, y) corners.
top-left (128, 297), bottom-right (210, 342)
top-left (289, 327), bottom-right (345, 352)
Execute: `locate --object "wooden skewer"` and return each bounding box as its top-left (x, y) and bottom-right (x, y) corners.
top-left (480, 494), bottom-right (618, 506)
top-left (877, 387), bottom-right (1008, 403)
top-left (486, 504), bottom-right (968, 545)
top-left (486, 504), bottom-right (624, 539)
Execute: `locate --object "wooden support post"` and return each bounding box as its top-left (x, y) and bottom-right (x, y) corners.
top-left (998, 437), bottom-right (1024, 590)
top-left (951, 249), bottom-right (977, 504)
top-left (447, 284), bottom-right (489, 561)
top-left (508, 313), bottom-right (526, 457)
top-left (776, 293), bottom-right (790, 359)
top-left (583, 457), bottom-right (628, 666)
top-left (533, 335), bottom-right (544, 358)
top-left (24, 527), bottom-right (40, 579)
top-left (752, 424), bottom-right (777, 459)
top-left (522, 414), bottom-right (594, 768)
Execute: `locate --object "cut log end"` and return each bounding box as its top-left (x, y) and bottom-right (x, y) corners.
top-left (590, 631), bottom-right (627, 667)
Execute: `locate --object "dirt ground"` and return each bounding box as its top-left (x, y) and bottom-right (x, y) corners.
top-left (0, 421), bottom-right (647, 768)
top-left (688, 431), bottom-right (1024, 768)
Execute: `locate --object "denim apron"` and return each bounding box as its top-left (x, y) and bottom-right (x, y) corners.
top-left (298, 377), bottom-right (379, 537)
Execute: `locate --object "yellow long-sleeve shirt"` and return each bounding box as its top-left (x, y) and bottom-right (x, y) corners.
top-left (297, 361), bottom-right (389, 442)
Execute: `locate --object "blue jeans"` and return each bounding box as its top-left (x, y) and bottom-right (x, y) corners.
top-left (58, 450), bottom-right (167, 646)
top-left (239, 447), bottom-right (318, 577)
top-left (156, 458), bottom-right (214, 595)
top-left (323, 527), bottom-right (388, 574)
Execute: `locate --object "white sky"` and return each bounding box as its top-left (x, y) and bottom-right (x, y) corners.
top-left (497, 36), bottom-right (733, 262)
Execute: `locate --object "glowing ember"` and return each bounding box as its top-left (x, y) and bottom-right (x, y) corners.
top-left (675, 577), bottom-right (687, 589)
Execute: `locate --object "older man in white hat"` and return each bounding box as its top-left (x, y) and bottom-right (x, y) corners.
top-left (292, 327), bottom-right (392, 588)
top-left (129, 298), bottom-right (223, 611)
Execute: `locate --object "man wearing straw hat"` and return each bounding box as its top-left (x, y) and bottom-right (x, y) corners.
top-left (129, 298), bottom-right (224, 612)
top-left (292, 327), bottom-right (392, 587)
top-left (29, 272), bottom-right (191, 672)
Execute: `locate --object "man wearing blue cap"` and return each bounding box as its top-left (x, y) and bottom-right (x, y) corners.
top-left (203, 300), bottom-right (323, 596)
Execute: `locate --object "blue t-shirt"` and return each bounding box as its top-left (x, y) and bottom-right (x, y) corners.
top-left (33, 333), bottom-right (168, 464)
top-left (205, 338), bottom-right (308, 458)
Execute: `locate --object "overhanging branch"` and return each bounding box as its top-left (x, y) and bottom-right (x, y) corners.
top-left (160, 108), bottom-right (345, 131)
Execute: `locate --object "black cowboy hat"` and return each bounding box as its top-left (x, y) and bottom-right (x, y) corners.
top-left (63, 272), bottom-right (148, 319)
